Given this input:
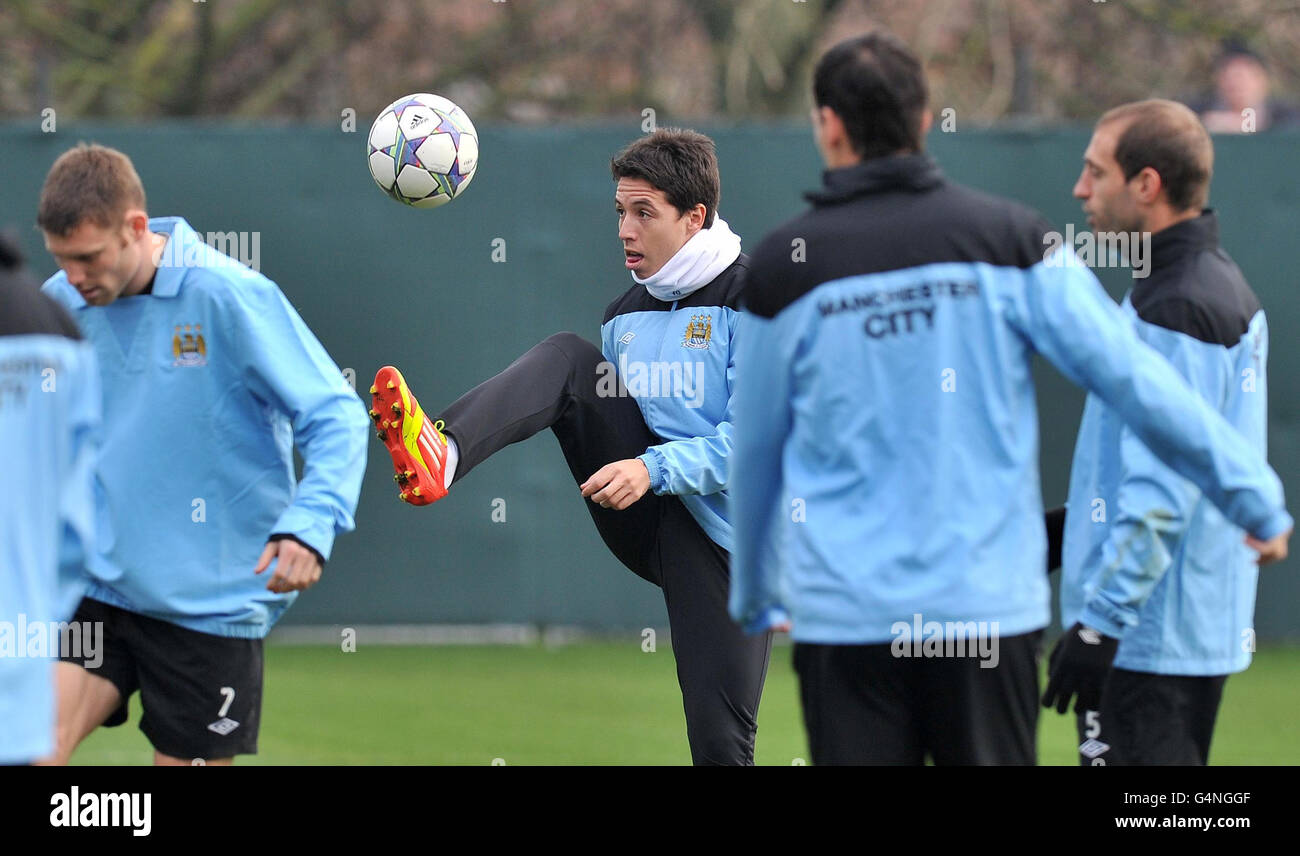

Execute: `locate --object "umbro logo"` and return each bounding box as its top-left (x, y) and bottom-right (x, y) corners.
top-left (1079, 738), bottom-right (1110, 759)
top-left (619, 332), bottom-right (636, 345)
top-left (1078, 627), bottom-right (1103, 645)
top-left (207, 717), bottom-right (240, 736)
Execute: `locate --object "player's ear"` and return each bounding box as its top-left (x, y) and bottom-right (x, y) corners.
top-left (1132, 166), bottom-right (1164, 206)
top-left (822, 107), bottom-right (861, 159)
top-left (687, 203), bottom-right (707, 233)
top-left (819, 107), bottom-right (844, 146)
top-left (121, 209), bottom-right (149, 242)
top-left (919, 109), bottom-right (934, 139)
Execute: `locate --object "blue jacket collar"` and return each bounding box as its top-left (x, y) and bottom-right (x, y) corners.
top-left (147, 216), bottom-right (198, 299)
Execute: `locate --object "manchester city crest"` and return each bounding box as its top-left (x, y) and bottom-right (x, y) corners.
top-left (682, 314), bottom-right (712, 350)
top-left (172, 324), bottom-right (208, 367)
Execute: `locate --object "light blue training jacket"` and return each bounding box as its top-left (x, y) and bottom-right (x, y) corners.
top-left (1062, 212), bottom-right (1274, 675)
top-left (1, 253), bottom-right (100, 763)
top-left (43, 217), bottom-right (369, 638)
top-left (728, 157), bottom-right (1291, 643)
top-left (599, 256), bottom-right (749, 551)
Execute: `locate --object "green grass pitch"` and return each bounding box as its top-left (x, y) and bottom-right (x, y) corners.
top-left (68, 642), bottom-right (1300, 765)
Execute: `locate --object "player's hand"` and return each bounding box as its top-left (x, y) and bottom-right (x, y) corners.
top-left (254, 539), bottom-right (323, 593)
top-left (1041, 622), bottom-right (1119, 715)
top-left (580, 459), bottom-right (651, 510)
top-left (1245, 528), bottom-right (1291, 566)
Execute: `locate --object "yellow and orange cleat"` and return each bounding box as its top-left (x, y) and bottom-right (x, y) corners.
top-left (370, 366), bottom-right (450, 506)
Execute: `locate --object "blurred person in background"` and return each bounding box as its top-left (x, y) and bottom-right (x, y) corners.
top-left (1195, 41), bottom-right (1300, 133)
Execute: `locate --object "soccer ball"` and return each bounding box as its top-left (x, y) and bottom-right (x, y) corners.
top-left (367, 93), bottom-right (479, 208)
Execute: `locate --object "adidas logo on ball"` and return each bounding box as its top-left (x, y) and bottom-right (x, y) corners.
top-left (367, 93), bottom-right (479, 209)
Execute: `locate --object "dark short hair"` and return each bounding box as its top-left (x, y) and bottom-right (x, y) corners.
top-left (37, 143), bottom-right (147, 236)
top-left (1098, 99), bottom-right (1213, 211)
top-left (813, 32), bottom-right (929, 159)
top-left (1214, 38), bottom-right (1267, 73)
top-left (610, 128), bottom-right (720, 228)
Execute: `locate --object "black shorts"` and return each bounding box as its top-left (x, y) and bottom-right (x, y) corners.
top-left (1075, 668), bottom-right (1227, 766)
top-left (59, 598), bottom-right (263, 760)
top-left (793, 630), bottom-right (1043, 765)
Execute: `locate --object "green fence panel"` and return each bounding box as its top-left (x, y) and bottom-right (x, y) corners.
top-left (1, 122), bottom-right (1295, 637)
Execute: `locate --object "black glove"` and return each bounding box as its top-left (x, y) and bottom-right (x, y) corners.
top-left (1041, 622), bottom-right (1119, 714)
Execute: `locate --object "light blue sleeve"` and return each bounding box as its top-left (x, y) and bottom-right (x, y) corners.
top-left (56, 343), bottom-right (101, 619)
top-left (638, 426), bottom-right (732, 496)
top-left (1079, 327), bottom-right (1224, 637)
top-left (233, 280), bottom-right (370, 559)
top-left (727, 307), bottom-right (796, 634)
top-left (637, 311), bottom-right (736, 497)
top-left (1011, 256), bottom-right (1292, 541)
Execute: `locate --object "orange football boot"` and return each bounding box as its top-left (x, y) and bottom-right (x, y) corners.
top-left (370, 366), bottom-right (450, 506)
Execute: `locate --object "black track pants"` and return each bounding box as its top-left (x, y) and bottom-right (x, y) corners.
top-left (438, 332), bottom-right (773, 765)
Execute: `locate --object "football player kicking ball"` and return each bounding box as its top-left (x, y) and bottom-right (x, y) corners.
top-left (371, 129), bottom-right (773, 765)
top-left (37, 144), bottom-right (369, 765)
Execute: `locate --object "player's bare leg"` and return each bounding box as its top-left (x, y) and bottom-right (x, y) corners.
top-left (35, 662), bottom-right (122, 765)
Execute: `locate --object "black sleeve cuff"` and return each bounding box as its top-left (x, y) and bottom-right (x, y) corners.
top-left (268, 533), bottom-right (326, 567)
